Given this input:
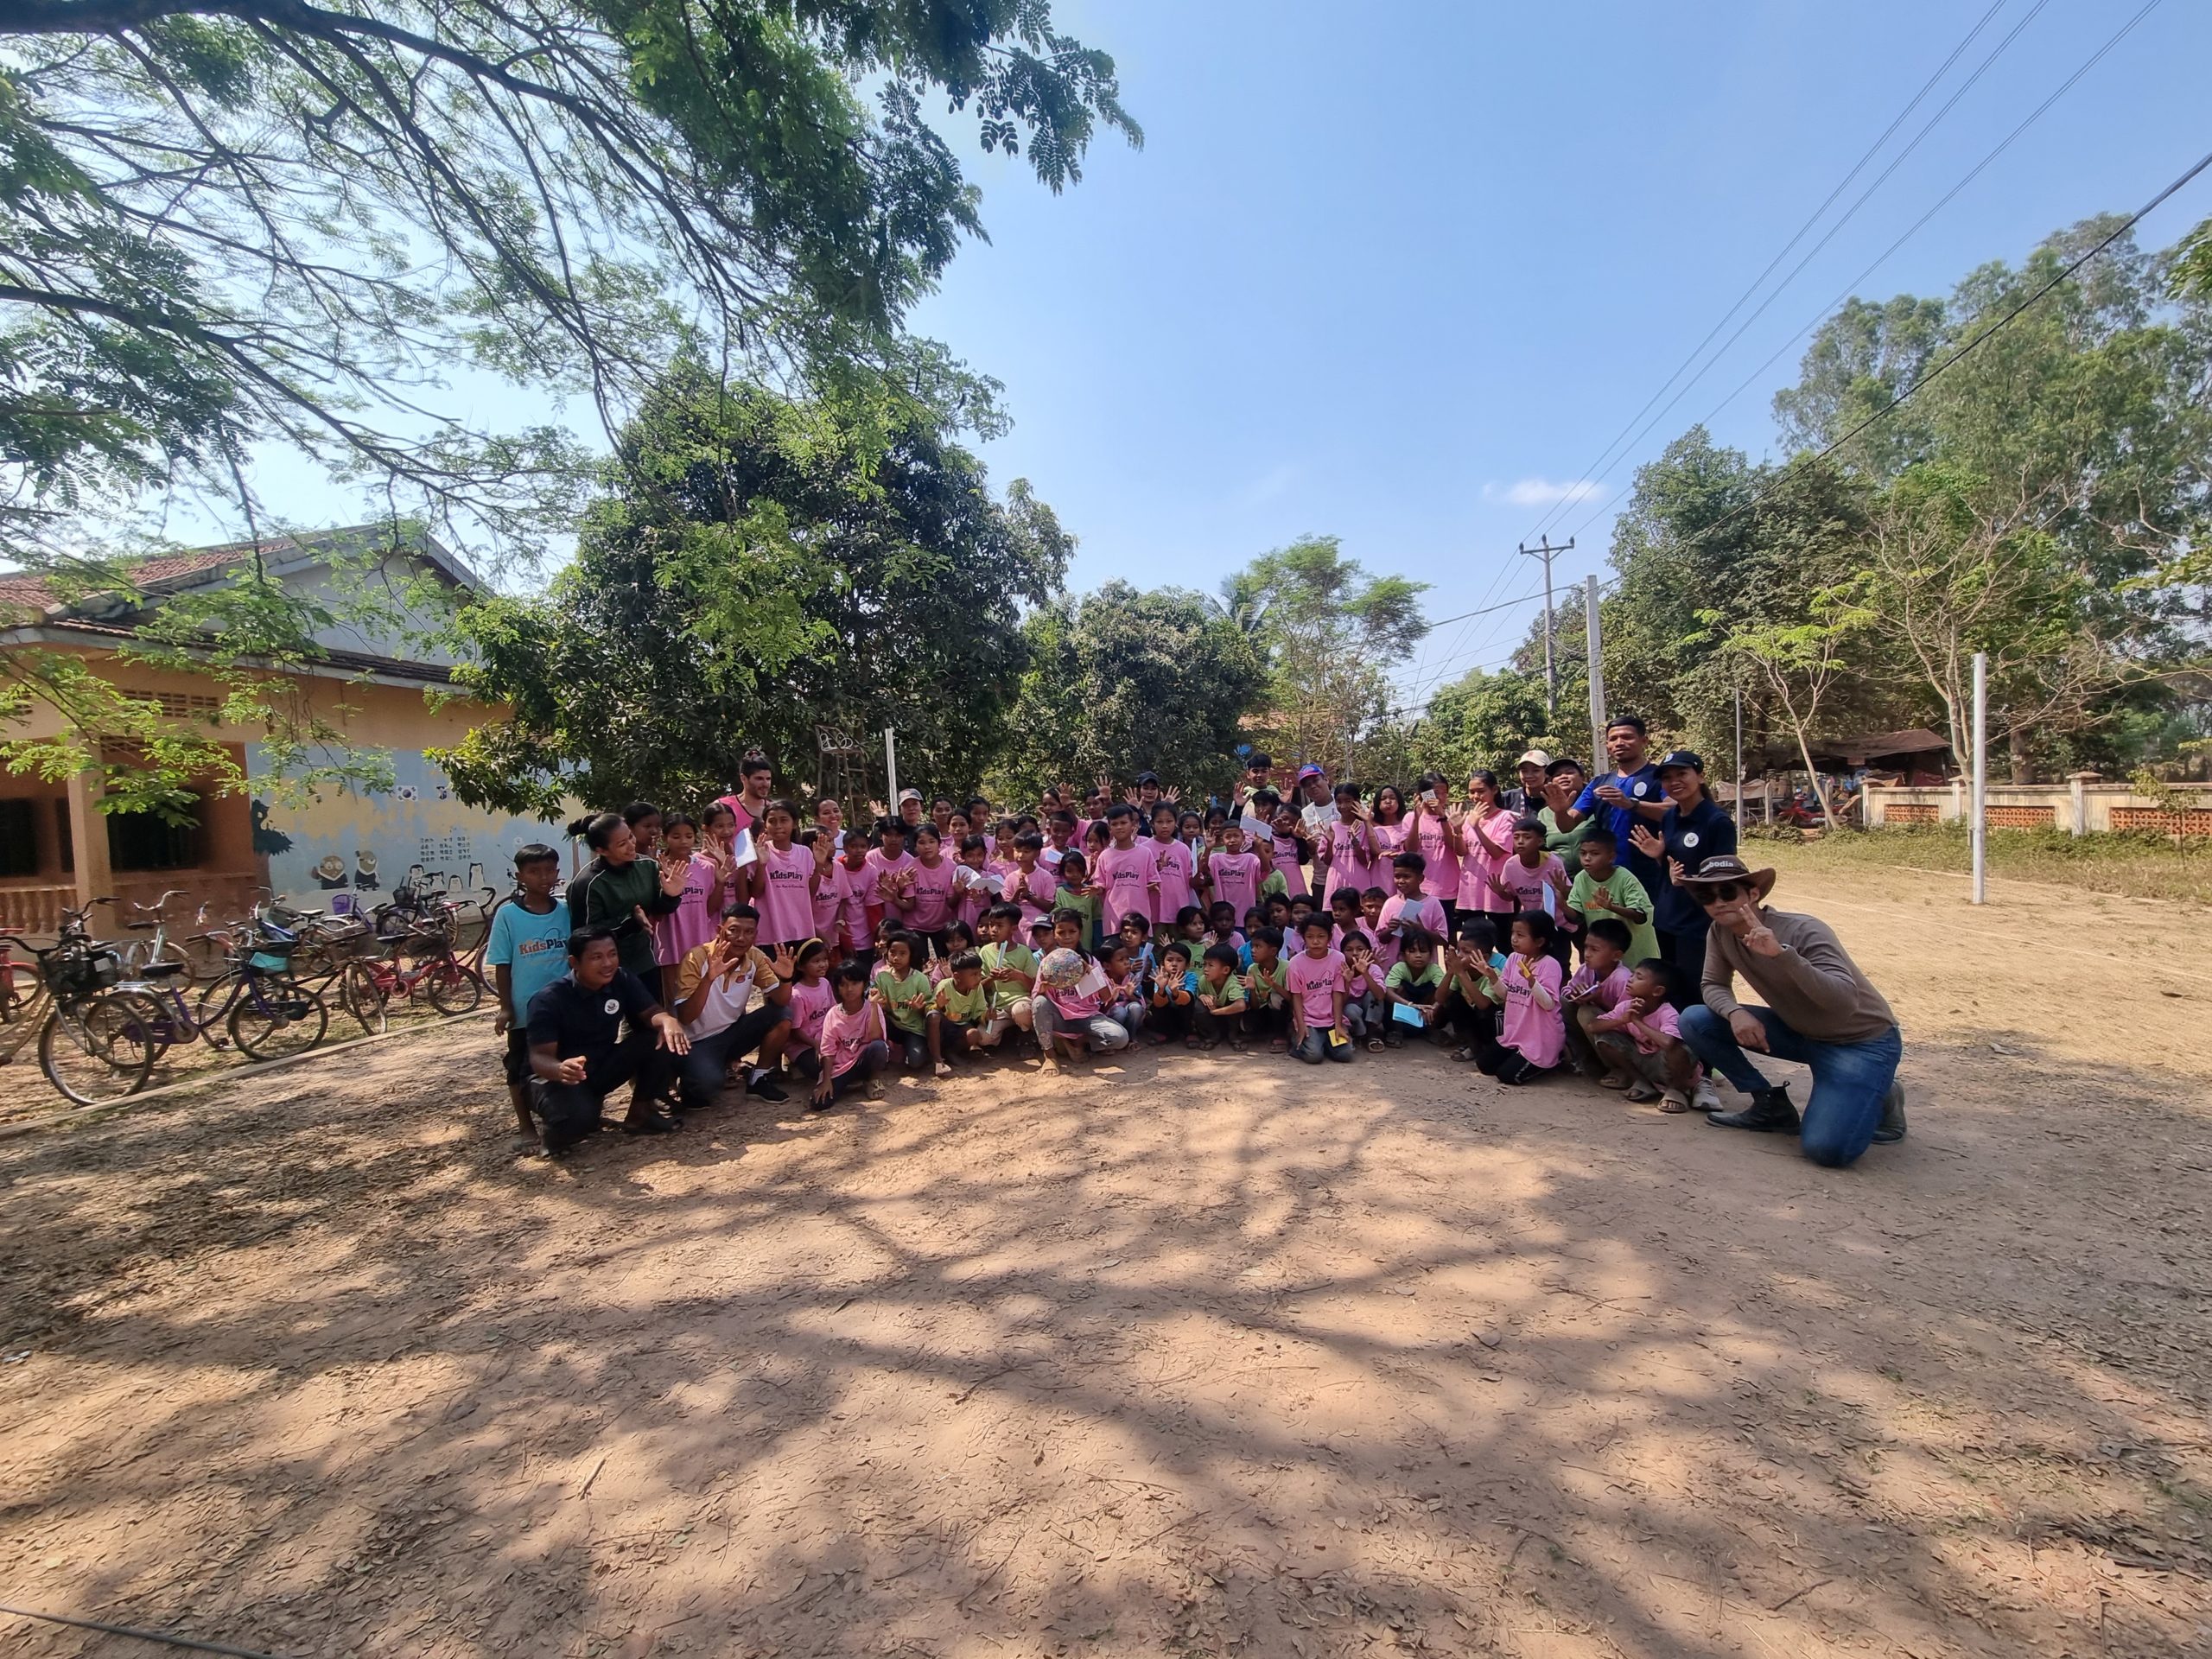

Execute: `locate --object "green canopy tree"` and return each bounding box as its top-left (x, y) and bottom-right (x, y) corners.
top-left (988, 582), bottom-right (1267, 803)
top-left (2, 0), bottom-right (1133, 803)
top-left (1232, 535), bottom-right (1428, 773)
top-left (435, 365), bottom-right (1072, 815)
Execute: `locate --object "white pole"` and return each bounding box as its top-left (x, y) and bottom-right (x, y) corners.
top-left (1970, 652), bottom-right (1987, 905)
top-left (1732, 685), bottom-right (1744, 825)
top-left (884, 727), bottom-right (899, 812)
top-left (1583, 575), bottom-right (1607, 768)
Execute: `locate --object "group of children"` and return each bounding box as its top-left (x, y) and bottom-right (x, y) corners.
top-left (489, 766), bottom-right (1721, 1132)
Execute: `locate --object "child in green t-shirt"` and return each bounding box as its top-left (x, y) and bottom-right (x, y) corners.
top-left (931, 950), bottom-right (990, 1077)
top-left (1565, 828), bottom-right (1659, 967)
top-left (1192, 942), bottom-right (1248, 1049)
top-left (1054, 850), bottom-right (1105, 949)
top-left (1381, 925), bottom-right (1446, 1047)
top-left (977, 901), bottom-right (1039, 1052)
top-left (872, 931), bottom-right (937, 1071)
top-left (1243, 926), bottom-right (1292, 1051)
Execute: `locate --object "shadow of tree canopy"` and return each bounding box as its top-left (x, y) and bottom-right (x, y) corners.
top-left (0, 1018), bottom-right (2207, 1657)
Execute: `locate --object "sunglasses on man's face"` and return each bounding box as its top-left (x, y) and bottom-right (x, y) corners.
top-left (1698, 881), bottom-right (1747, 905)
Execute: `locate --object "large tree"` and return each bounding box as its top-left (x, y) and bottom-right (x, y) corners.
top-left (1232, 535), bottom-right (1428, 773)
top-left (1, 0), bottom-right (1132, 804)
top-left (989, 582), bottom-right (1266, 802)
top-left (435, 365), bottom-right (1071, 815)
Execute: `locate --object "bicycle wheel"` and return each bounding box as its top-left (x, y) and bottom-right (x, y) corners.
top-left (192, 971), bottom-right (242, 1036)
top-left (339, 961), bottom-right (390, 1035)
top-left (38, 995), bottom-right (156, 1105)
top-left (423, 957), bottom-right (483, 1015)
top-left (228, 979), bottom-right (329, 1061)
top-left (107, 989), bottom-right (177, 1060)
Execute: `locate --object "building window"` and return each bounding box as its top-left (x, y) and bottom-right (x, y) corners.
top-left (0, 800), bottom-right (35, 878)
top-left (107, 800), bottom-right (203, 872)
top-left (55, 799), bottom-right (72, 874)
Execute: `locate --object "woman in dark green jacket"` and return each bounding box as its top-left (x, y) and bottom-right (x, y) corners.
top-left (565, 812), bottom-right (683, 982)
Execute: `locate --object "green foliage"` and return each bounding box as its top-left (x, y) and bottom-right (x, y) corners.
top-left (435, 365), bottom-right (1071, 816)
top-left (0, 0), bottom-right (1135, 563)
top-left (1411, 666), bottom-right (1580, 785)
top-left (989, 582), bottom-right (1267, 803)
top-left (1233, 535), bottom-right (1429, 770)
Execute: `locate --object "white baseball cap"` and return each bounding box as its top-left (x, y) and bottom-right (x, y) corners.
top-left (1517, 749), bottom-right (1552, 768)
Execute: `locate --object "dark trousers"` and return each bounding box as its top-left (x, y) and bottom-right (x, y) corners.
top-left (1192, 1001), bottom-right (1242, 1043)
top-left (677, 1002), bottom-right (789, 1109)
top-left (1471, 1033), bottom-right (1557, 1086)
top-left (1436, 988), bottom-right (1497, 1046)
top-left (534, 1030), bottom-right (671, 1151)
top-left (1656, 925), bottom-right (1708, 1011)
top-left (797, 1039), bottom-right (890, 1100)
top-left (1241, 995), bottom-right (1290, 1041)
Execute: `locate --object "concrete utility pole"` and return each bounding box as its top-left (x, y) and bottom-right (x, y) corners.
top-left (1582, 575), bottom-right (1607, 768)
top-left (1518, 535), bottom-right (1573, 719)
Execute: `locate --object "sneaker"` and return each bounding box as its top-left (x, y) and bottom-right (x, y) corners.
top-left (1707, 1084), bottom-right (1801, 1134)
top-left (1693, 1081), bottom-right (1723, 1115)
top-left (746, 1071), bottom-right (789, 1104)
top-left (1872, 1080), bottom-right (1908, 1144)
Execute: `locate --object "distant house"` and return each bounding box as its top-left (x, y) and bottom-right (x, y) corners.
top-left (0, 524), bottom-right (560, 936)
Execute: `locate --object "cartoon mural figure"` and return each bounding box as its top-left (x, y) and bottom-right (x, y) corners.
top-left (251, 799), bottom-right (294, 856)
top-left (354, 849), bottom-right (380, 891)
top-left (313, 854), bottom-right (350, 891)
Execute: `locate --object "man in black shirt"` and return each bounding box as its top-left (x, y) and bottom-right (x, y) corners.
top-left (526, 927), bottom-right (692, 1154)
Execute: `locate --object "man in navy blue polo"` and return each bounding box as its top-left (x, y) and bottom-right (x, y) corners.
top-left (1554, 715), bottom-right (1668, 889)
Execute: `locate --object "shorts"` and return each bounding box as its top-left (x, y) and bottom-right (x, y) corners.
top-left (502, 1025), bottom-right (532, 1088)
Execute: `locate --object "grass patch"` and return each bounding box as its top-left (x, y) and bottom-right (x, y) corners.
top-left (1752, 820), bottom-right (2212, 906)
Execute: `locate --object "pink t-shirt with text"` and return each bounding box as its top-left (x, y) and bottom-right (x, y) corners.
top-left (753, 838), bottom-right (817, 944)
top-left (785, 975), bottom-right (836, 1053)
top-left (1286, 948), bottom-right (1347, 1028)
top-left (652, 853), bottom-right (721, 967)
top-left (1092, 841), bottom-right (1159, 931)
top-left (1148, 837), bottom-right (1196, 925)
top-left (1497, 951), bottom-right (1565, 1069)
top-left (1458, 807), bottom-right (1519, 915)
top-left (1410, 811), bottom-right (1460, 900)
top-left (1208, 849), bottom-right (1262, 918)
top-left (819, 998), bottom-right (886, 1077)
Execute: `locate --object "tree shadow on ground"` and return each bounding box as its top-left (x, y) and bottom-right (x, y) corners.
top-left (0, 1021), bottom-right (2207, 1657)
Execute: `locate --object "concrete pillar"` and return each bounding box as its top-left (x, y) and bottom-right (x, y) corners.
top-left (2069, 773), bottom-right (2087, 837)
top-left (66, 766), bottom-right (112, 912)
top-left (1949, 775), bottom-right (1964, 824)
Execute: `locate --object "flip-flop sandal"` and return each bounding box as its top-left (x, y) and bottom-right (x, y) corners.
top-left (1365, 1037), bottom-right (1385, 1052)
top-left (1659, 1094), bottom-right (1694, 1113)
top-left (1268, 1037), bottom-right (1288, 1052)
top-left (1451, 1046), bottom-right (1477, 1063)
top-left (1599, 1075), bottom-right (1630, 1090)
top-left (1185, 1035), bottom-right (1204, 1049)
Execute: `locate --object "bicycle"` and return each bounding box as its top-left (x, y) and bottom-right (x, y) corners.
top-left (0, 904), bottom-right (160, 1104)
top-left (336, 919), bottom-right (483, 1034)
top-left (118, 917), bottom-right (332, 1065)
top-left (111, 889), bottom-right (205, 981)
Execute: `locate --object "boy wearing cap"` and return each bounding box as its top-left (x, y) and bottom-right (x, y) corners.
top-left (1676, 855), bottom-right (1907, 1167)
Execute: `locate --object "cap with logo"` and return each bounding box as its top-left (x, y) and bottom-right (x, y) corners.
top-left (1516, 748), bottom-right (1552, 768)
top-left (1656, 749), bottom-right (1704, 773)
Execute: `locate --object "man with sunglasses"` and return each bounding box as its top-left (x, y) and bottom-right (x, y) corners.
top-left (1676, 855), bottom-right (1906, 1166)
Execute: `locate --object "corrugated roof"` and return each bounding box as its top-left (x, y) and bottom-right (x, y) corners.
top-left (0, 523), bottom-right (479, 612)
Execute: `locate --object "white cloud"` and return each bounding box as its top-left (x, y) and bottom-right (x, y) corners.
top-left (1485, 477), bottom-right (1603, 509)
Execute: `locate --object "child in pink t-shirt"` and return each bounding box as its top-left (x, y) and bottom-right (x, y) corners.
top-left (1147, 804), bottom-right (1197, 925)
top-left (1586, 957), bottom-right (1707, 1110)
top-left (752, 800), bottom-right (819, 949)
top-left (782, 939), bottom-right (836, 1065)
top-left (810, 960), bottom-right (889, 1107)
top-left (651, 812), bottom-right (723, 1004)
top-left (1286, 914), bottom-right (1350, 1065)
top-left (1090, 804), bottom-right (1159, 932)
top-left (1459, 912), bottom-right (1564, 1085)
top-left (1206, 821), bottom-right (1263, 920)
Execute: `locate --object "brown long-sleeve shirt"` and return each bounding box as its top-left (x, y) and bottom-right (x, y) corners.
top-left (1700, 907), bottom-right (1897, 1043)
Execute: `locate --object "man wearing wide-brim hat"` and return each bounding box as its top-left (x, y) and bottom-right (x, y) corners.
top-left (1676, 855), bottom-right (1906, 1166)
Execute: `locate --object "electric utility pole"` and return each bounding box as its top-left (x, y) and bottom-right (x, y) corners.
top-left (1518, 535), bottom-right (1573, 718)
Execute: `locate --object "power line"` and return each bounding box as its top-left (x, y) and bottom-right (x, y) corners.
top-left (1558, 0), bottom-right (2169, 545)
top-left (1654, 141), bottom-right (2212, 557)
top-left (1519, 0), bottom-right (2019, 547)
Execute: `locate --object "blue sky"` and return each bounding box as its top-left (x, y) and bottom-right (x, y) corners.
top-left (222, 0), bottom-right (2211, 707)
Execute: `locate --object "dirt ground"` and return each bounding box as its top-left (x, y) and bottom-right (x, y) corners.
top-left (0, 851), bottom-right (2208, 1658)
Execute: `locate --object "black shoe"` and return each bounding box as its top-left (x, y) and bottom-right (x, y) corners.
top-left (747, 1071), bottom-right (789, 1104)
top-left (1872, 1080), bottom-right (1907, 1144)
top-left (1707, 1084), bottom-right (1800, 1134)
top-left (620, 1112), bottom-right (677, 1136)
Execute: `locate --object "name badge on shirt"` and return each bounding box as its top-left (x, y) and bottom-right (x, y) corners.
top-left (602, 997), bottom-right (620, 1015)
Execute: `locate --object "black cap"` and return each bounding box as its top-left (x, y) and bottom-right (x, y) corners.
top-left (1135, 770), bottom-right (1160, 785)
top-left (1656, 748), bottom-right (1704, 772)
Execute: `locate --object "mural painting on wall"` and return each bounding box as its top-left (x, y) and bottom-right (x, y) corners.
top-left (250, 748), bottom-right (558, 904)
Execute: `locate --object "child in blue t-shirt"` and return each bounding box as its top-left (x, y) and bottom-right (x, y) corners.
top-left (485, 843), bottom-right (571, 1140)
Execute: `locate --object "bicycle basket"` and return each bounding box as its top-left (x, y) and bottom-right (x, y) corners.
top-left (42, 947), bottom-right (121, 995)
top-left (248, 931), bottom-right (299, 976)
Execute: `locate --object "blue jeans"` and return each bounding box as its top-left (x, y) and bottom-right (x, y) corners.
top-left (1294, 1024), bottom-right (1352, 1064)
top-left (1680, 1005), bottom-right (1900, 1169)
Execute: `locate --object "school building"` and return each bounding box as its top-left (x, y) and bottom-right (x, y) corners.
top-left (0, 524), bottom-right (562, 938)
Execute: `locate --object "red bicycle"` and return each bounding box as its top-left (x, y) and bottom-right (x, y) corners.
top-left (335, 923), bottom-right (484, 1033)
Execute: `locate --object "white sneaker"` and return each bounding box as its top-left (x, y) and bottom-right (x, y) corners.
top-left (1693, 1081), bottom-right (1723, 1114)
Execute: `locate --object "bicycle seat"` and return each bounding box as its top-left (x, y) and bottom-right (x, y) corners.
top-left (138, 960), bottom-right (188, 978)
top-left (126, 920), bottom-right (158, 931)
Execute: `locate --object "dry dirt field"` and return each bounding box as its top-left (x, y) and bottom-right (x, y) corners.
top-left (0, 851), bottom-right (2208, 1658)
